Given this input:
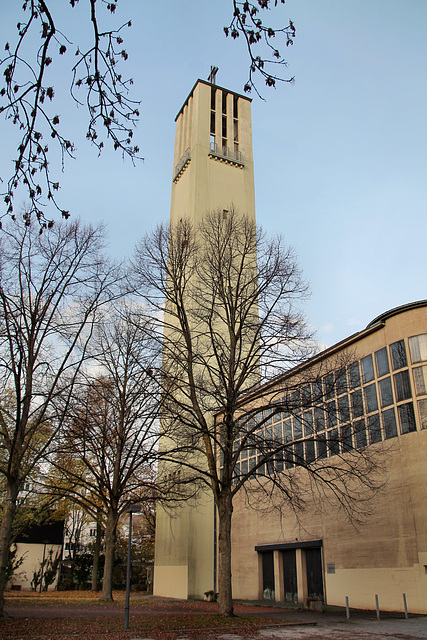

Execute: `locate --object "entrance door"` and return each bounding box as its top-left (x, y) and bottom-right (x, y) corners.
top-left (305, 548), bottom-right (324, 600)
top-left (282, 549), bottom-right (298, 603)
top-left (262, 551), bottom-right (275, 600)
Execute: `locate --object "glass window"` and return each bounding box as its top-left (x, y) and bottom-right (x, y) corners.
top-left (283, 419), bottom-right (292, 442)
top-left (241, 459), bottom-right (248, 475)
top-left (294, 442), bottom-right (304, 463)
top-left (266, 458), bottom-right (275, 475)
top-left (354, 419), bottom-right (367, 448)
top-left (314, 407), bottom-right (325, 432)
top-left (324, 373), bottom-right (334, 400)
top-left (274, 423), bottom-right (283, 442)
top-left (326, 400), bottom-right (337, 427)
top-left (398, 402), bottom-right (416, 434)
top-left (293, 415), bottom-right (303, 439)
top-left (302, 384), bottom-right (312, 406)
top-left (272, 409), bottom-right (282, 424)
top-left (368, 414), bottom-right (382, 444)
top-left (291, 389), bottom-right (301, 410)
top-left (361, 354), bottom-right (375, 383)
top-left (328, 428), bottom-right (339, 456)
top-left (305, 440), bottom-right (316, 464)
top-left (312, 379), bottom-right (323, 403)
top-left (351, 390), bottom-right (364, 418)
top-left (234, 462), bottom-right (241, 483)
top-left (375, 347), bottom-right (389, 377)
top-left (348, 361), bottom-right (361, 389)
top-left (379, 377), bottom-right (394, 407)
top-left (413, 366), bottom-right (427, 396)
top-left (409, 334), bottom-right (427, 364)
top-left (285, 446), bottom-right (294, 469)
top-left (394, 370), bottom-right (412, 402)
top-left (382, 408), bottom-right (398, 439)
top-left (364, 383), bottom-right (378, 413)
top-left (264, 408), bottom-right (272, 425)
top-left (338, 395), bottom-right (350, 423)
top-left (255, 410), bottom-right (263, 426)
top-left (275, 453), bottom-right (283, 473)
top-left (335, 368), bottom-right (347, 395)
top-left (317, 437), bottom-right (327, 459)
top-left (418, 399), bottom-right (427, 430)
top-left (340, 424), bottom-right (352, 452)
top-left (390, 340), bottom-right (407, 370)
top-left (303, 410), bottom-right (313, 436)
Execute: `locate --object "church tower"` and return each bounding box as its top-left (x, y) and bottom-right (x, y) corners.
top-left (153, 74), bottom-right (256, 600)
top-left (170, 74), bottom-right (255, 224)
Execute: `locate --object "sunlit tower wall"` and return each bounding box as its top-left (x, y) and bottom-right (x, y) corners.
top-left (154, 77), bottom-right (256, 599)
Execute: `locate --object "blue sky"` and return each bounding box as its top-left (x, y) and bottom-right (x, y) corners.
top-left (1, 1), bottom-right (426, 347)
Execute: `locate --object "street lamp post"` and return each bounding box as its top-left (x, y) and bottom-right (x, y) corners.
top-left (124, 505), bottom-right (142, 629)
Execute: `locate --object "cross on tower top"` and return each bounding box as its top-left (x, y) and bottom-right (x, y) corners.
top-left (208, 66), bottom-right (219, 85)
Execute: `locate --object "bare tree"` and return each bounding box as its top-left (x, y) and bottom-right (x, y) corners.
top-left (0, 0), bottom-right (141, 226)
top-left (224, 0), bottom-right (296, 97)
top-left (134, 210), bottom-right (384, 616)
top-left (0, 1), bottom-right (295, 225)
top-left (53, 302), bottom-right (160, 602)
top-left (0, 218), bottom-right (119, 616)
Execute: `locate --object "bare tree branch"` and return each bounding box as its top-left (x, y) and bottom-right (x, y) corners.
top-left (0, 0), bottom-right (141, 227)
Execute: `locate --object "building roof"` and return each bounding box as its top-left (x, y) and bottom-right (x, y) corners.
top-left (217, 299), bottom-right (427, 412)
top-left (175, 78), bottom-right (252, 121)
top-left (366, 299), bottom-right (427, 329)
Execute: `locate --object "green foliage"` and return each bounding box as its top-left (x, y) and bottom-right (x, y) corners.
top-left (59, 551), bottom-right (104, 591)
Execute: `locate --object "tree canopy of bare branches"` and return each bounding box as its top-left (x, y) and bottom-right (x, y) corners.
top-left (0, 218), bottom-right (119, 615)
top-left (51, 301), bottom-right (160, 601)
top-left (225, 0), bottom-right (296, 97)
top-left (134, 210), bottom-right (385, 616)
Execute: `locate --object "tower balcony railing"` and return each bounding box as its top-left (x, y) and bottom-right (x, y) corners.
top-left (173, 147), bottom-right (191, 182)
top-left (209, 142), bottom-right (244, 166)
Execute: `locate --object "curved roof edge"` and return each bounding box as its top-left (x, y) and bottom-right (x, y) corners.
top-left (366, 300), bottom-right (427, 330)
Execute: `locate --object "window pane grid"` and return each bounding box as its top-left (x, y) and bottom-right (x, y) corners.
top-left (235, 335), bottom-right (425, 475)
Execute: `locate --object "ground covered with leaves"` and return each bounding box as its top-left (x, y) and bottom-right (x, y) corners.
top-left (1, 590), bottom-right (293, 640)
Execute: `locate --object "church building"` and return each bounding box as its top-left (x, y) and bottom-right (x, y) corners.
top-left (153, 75), bottom-right (427, 614)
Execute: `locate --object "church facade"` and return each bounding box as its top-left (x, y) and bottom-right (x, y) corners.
top-left (231, 300), bottom-right (427, 613)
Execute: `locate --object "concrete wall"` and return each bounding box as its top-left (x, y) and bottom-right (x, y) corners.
top-left (8, 543), bottom-right (61, 591)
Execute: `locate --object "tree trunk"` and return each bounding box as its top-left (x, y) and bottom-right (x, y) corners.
top-left (0, 479), bottom-right (18, 617)
top-left (217, 490), bottom-right (234, 617)
top-left (100, 509), bottom-right (116, 602)
top-left (91, 517), bottom-right (102, 592)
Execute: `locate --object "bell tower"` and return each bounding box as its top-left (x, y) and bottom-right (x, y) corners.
top-left (170, 75), bottom-right (255, 225)
top-left (153, 74), bottom-right (256, 600)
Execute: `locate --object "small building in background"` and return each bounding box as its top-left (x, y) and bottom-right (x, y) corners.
top-left (9, 519), bottom-right (64, 591)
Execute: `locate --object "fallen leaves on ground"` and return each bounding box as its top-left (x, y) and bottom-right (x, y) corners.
top-left (0, 613), bottom-right (287, 640)
top-left (1, 592), bottom-right (293, 640)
